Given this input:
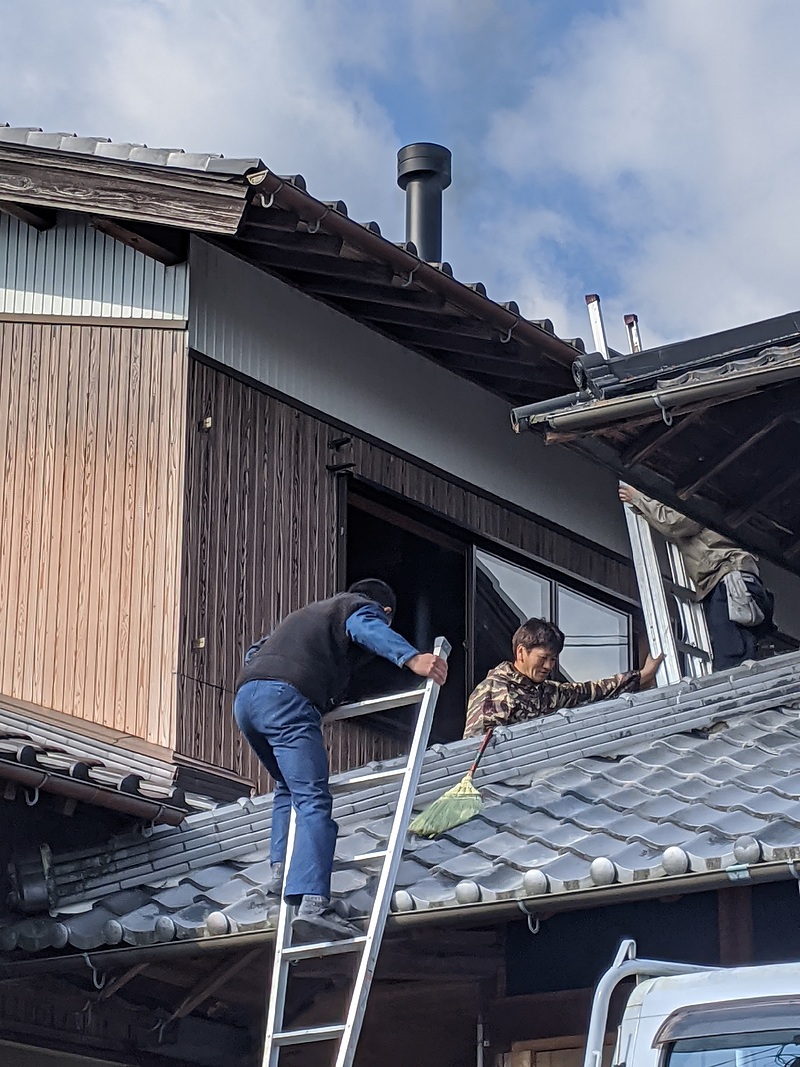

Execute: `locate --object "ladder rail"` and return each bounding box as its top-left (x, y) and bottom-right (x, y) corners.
top-left (264, 814), bottom-right (298, 1067)
top-left (335, 635), bottom-right (451, 1067)
top-left (623, 505), bottom-right (682, 686)
top-left (261, 636), bottom-right (452, 1067)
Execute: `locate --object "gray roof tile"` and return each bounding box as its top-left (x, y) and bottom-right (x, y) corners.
top-left (4, 651), bottom-right (800, 950)
top-left (0, 124), bottom-right (263, 175)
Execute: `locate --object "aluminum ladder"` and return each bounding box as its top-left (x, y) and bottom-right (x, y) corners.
top-left (261, 635), bottom-right (451, 1067)
top-left (586, 297), bottom-right (713, 685)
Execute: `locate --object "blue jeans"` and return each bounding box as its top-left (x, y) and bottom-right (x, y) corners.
top-left (233, 680), bottom-right (337, 901)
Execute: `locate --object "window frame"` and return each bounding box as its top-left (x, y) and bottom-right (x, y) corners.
top-left (469, 541), bottom-right (636, 691)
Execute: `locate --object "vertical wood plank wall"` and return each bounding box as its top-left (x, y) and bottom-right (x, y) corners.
top-left (0, 321), bottom-right (187, 749)
top-left (178, 358), bottom-right (636, 787)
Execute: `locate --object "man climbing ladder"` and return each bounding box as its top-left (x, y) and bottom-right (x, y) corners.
top-left (233, 579), bottom-right (448, 943)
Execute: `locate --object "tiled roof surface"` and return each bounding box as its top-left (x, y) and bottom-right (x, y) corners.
top-left (0, 697), bottom-right (211, 826)
top-left (0, 124), bottom-right (263, 175)
top-left (3, 653), bottom-right (800, 953)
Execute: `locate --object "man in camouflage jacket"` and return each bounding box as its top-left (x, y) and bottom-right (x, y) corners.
top-left (464, 618), bottom-right (662, 738)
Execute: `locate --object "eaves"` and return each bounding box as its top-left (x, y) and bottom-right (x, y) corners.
top-left (0, 143), bottom-right (256, 233)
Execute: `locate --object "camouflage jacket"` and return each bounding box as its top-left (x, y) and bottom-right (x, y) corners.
top-left (463, 661), bottom-right (640, 738)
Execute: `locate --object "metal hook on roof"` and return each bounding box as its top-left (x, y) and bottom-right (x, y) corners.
top-left (258, 182), bottom-right (284, 211)
top-left (306, 208), bottom-right (329, 235)
top-left (24, 786), bottom-right (39, 807)
top-left (653, 395), bottom-right (674, 426)
top-left (401, 264), bottom-right (419, 288)
top-left (500, 322), bottom-right (517, 344)
top-left (517, 900), bottom-right (541, 935)
top-left (82, 952), bottom-right (107, 991)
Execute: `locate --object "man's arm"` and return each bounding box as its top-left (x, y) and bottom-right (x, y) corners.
top-left (346, 605), bottom-right (447, 684)
top-left (542, 671), bottom-right (640, 710)
top-left (540, 652), bottom-right (662, 710)
top-left (619, 485), bottom-right (704, 540)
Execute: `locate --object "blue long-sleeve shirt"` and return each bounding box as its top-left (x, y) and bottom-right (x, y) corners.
top-left (345, 604), bottom-right (419, 667)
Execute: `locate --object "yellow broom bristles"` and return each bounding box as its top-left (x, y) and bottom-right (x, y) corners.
top-left (408, 772), bottom-right (483, 839)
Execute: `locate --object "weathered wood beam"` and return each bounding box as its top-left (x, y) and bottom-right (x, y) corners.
top-left (91, 216), bottom-right (189, 265)
top-left (280, 272), bottom-right (446, 310)
top-left (620, 406), bottom-right (710, 468)
top-left (235, 240), bottom-right (392, 283)
top-left (0, 200), bottom-right (57, 230)
top-left (236, 227), bottom-right (343, 257)
top-left (164, 947), bottom-right (263, 1023)
top-left (727, 467), bottom-right (800, 529)
top-left (97, 961), bottom-right (150, 1000)
top-left (677, 413), bottom-right (786, 499)
top-left (0, 146), bottom-right (248, 233)
top-left (718, 885), bottom-right (753, 966)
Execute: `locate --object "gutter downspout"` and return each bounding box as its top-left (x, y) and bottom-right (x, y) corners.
top-left (1, 858), bottom-right (795, 981)
top-left (245, 169), bottom-right (577, 370)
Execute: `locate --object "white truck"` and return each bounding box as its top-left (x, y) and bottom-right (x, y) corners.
top-left (584, 939), bottom-right (800, 1067)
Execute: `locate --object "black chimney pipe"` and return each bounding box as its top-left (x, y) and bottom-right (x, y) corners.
top-left (396, 142), bottom-right (452, 263)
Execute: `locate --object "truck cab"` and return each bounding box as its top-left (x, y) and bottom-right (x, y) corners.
top-left (585, 941), bottom-right (800, 1067)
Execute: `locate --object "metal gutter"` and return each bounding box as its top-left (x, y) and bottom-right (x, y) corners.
top-left (511, 353), bottom-right (800, 433)
top-left (1, 858), bottom-right (794, 980)
top-left (245, 168), bottom-right (577, 370)
top-left (0, 762), bottom-right (187, 826)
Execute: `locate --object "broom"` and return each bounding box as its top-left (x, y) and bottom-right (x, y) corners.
top-left (409, 728), bottom-right (494, 839)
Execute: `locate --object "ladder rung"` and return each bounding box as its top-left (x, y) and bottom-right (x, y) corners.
top-left (350, 849), bottom-right (388, 864)
top-left (330, 768), bottom-right (405, 794)
top-left (273, 1024), bottom-right (346, 1046)
top-left (283, 936), bottom-right (367, 961)
top-left (325, 688), bottom-right (425, 723)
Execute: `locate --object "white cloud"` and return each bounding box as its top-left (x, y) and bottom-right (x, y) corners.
top-left (4, 0), bottom-right (800, 353)
top-left (0, 0), bottom-right (401, 224)
top-left (485, 0), bottom-right (800, 347)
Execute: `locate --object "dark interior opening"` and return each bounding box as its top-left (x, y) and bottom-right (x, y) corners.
top-left (345, 489), bottom-right (467, 743)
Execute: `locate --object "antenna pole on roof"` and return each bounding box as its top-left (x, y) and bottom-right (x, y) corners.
top-left (624, 313), bottom-right (643, 353)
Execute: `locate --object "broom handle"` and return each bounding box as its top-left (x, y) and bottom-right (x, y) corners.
top-left (468, 728), bottom-right (494, 777)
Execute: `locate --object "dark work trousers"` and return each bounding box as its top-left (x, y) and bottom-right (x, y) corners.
top-left (233, 680), bottom-right (337, 902)
top-left (702, 581), bottom-right (757, 671)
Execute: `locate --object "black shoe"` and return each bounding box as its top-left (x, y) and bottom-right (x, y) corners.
top-left (291, 896), bottom-right (360, 943)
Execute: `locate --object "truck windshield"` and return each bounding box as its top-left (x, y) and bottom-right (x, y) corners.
top-left (668, 1030), bottom-right (800, 1067)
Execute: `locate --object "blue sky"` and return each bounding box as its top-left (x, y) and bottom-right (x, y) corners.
top-left (3, 0), bottom-right (800, 350)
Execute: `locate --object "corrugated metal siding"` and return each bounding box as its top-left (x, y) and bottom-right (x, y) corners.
top-left (0, 321), bottom-right (187, 748)
top-left (178, 359), bottom-right (636, 788)
top-left (0, 213), bottom-right (188, 319)
top-left (178, 359), bottom-right (406, 785)
top-left (189, 237), bottom-right (630, 559)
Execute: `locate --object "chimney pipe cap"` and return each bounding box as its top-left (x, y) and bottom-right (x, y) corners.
top-left (397, 142), bottom-right (452, 191)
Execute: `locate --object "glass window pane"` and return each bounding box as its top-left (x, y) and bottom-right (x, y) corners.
top-left (474, 550), bottom-right (551, 683)
top-left (557, 586), bottom-right (629, 681)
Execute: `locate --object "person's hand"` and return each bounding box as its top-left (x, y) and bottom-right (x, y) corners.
top-left (618, 483), bottom-right (639, 505)
top-left (407, 653), bottom-right (448, 686)
top-left (638, 652), bottom-right (664, 689)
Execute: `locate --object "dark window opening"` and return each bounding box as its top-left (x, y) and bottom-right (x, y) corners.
top-left (344, 484), bottom-right (636, 743)
top-left (345, 490), bottom-right (467, 743)
top-left (474, 548), bottom-right (632, 685)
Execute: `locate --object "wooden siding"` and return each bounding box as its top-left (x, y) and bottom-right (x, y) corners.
top-left (178, 359), bottom-right (636, 786)
top-left (0, 321), bottom-right (186, 748)
top-left (178, 360), bottom-right (406, 784)
top-left (0, 213), bottom-right (189, 319)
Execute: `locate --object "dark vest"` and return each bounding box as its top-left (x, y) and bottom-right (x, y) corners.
top-left (235, 594), bottom-right (373, 712)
